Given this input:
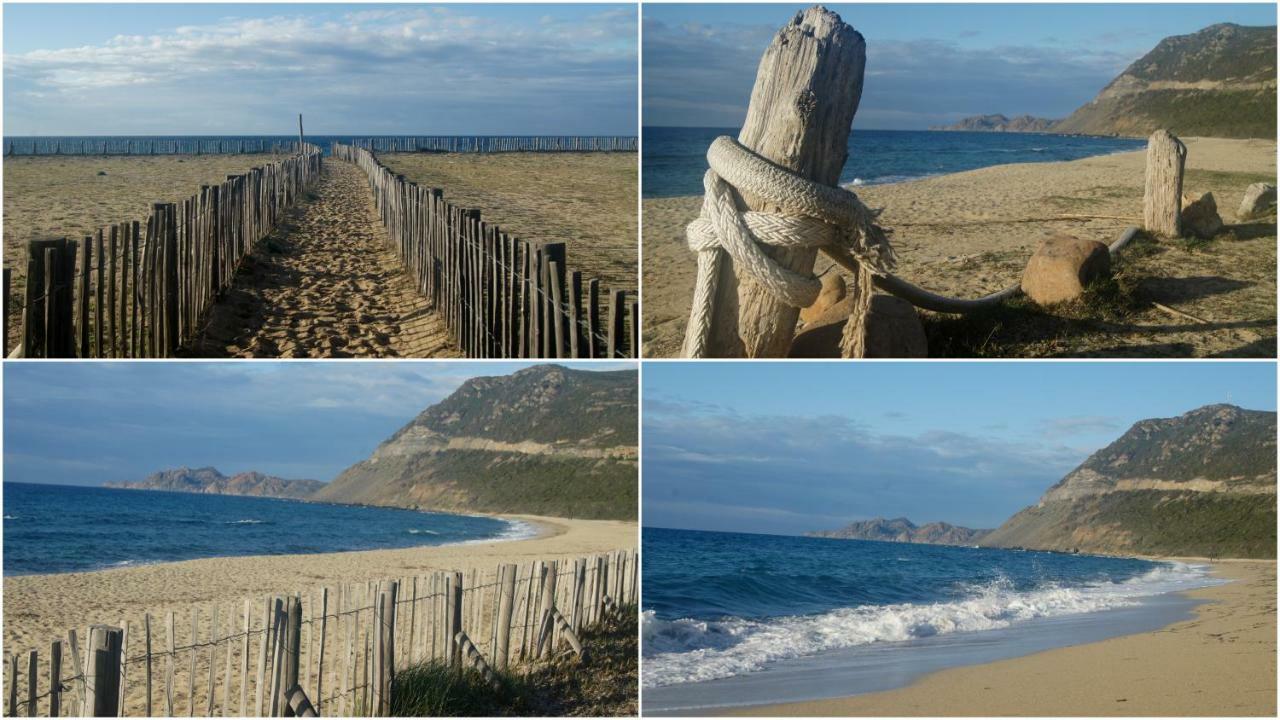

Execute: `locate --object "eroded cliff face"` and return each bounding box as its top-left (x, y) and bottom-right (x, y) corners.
top-left (982, 404), bottom-right (1276, 558)
top-left (315, 365), bottom-right (637, 520)
top-left (1053, 23), bottom-right (1276, 138)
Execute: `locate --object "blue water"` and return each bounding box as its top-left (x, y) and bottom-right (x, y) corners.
top-left (2, 482), bottom-right (531, 576)
top-left (642, 527), bottom-right (1220, 700)
top-left (642, 127), bottom-right (1146, 198)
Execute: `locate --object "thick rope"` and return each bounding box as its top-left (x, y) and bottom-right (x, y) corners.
top-left (682, 136), bottom-right (894, 358)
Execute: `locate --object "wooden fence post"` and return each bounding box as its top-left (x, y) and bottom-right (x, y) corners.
top-left (535, 560), bottom-right (559, 659)
top-left (50, 640), bottom-right (63, 717)
top-left (696, 6), bottom-right (867, 357)
top-left (281, 596), bottom-right (301, 717)
top-left (1144, 129), bottom-right (1186, 238)
top-left (447, 572), bottom-right (463, 669)
top-left (85, 625), bottom-right (124, 717)
top-left (494, 564), bottom-right (517, 670)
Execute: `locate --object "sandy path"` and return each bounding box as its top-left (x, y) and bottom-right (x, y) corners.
top-left (725, 560), bottom-right (1276, 716)
top-left (643, 137), bottom-right (1276, 358)
top-left (183, 161), bottom-right (460, 358)
top-left (3, 515), bottom-right (636, 716)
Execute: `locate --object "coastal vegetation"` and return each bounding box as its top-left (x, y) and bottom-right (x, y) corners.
top-left (982, 404), bottom-right (1277, 557)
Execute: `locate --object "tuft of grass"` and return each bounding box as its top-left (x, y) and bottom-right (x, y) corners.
top-left (390, 661), bottom-right (532, 717)
top-left (390, 607), bottom-right (638, 717)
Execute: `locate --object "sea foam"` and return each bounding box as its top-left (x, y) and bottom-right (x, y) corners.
top-left (642, 562), bottom-right (1219, 688)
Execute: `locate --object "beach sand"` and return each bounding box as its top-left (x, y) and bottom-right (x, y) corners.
top-left (2, 154), bottom-right (286, 349)
top-left (182, 161), bottom-right (460, 358)
top-left (382, 152), bottom-right (638, 292)
top-left (3, 514), bottom-right (636, 715)
top-left (643, 137), bottom-right (1276, 358)
top-left (723, 560), bottom-right (1276, 717)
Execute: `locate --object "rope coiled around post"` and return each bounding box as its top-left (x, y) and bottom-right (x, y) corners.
top-left (683, 136), bottom-right (895, 358)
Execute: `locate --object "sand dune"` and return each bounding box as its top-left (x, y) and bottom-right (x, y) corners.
top-left (382, 152), bottom-right (638, 292)
top-left (643, 137), bottom-right (1276, 358)
top-left (2, 154), bottom-right (279, 349)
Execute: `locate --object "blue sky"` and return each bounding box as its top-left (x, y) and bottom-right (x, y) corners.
top-left (643, 362), bottom-right (1277, 535)
top-left (644, 3), bottom-right (1277, 129)
top-left (3, 3), bottom-right (637, 135)
top-left (3, 361), bottom-right (634, 486)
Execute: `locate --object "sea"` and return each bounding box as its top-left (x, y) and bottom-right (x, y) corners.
top-left (642, 527), bottom-right (1223, 713)
top-left (642, 127), bottom-right (1146, 198)
top-left (2, 482), bottom-right (535, 577)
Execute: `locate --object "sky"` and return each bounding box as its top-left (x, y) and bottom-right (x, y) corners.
top-left (3, 361), bottom-right (634, 486)
top-left (642, 362), bottom-right (1277, 536)
top-left (3, 3), bottom-right (638, 135)
top-left (643, 3), bottom-right (1278, 129)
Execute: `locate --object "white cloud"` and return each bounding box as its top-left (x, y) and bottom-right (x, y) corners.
top-left (4, 7), bottom-right (637, 134)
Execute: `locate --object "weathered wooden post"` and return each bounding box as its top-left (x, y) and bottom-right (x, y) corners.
top-left (686, 6), bottom-right (866, 358)
top-left (494, 563), bottom-right (517, 669)
top-left (281, 596), bottom-right (302, 717)
top-left (85, 625), bottom-right (124, 717)
top-left (535, 560), bottom-right (559, 658)
top-left (446, 572), bottom-right (463, 668)
top-left (298, 114), bottom-right (305, 153)
top-left (50, 640), bottom-right (63, 717)
top-left (1144, 129), bottom-right (1186, 238)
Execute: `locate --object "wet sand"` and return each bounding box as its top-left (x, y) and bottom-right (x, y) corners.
top-left (724, 560), bottom-right (1275, 716)
top-left (382, 152), bottom-right (638, 292)
top-left (643, 137), bottom-right (1276, 358)
top-left (183, 161), bottom-right (460, 358)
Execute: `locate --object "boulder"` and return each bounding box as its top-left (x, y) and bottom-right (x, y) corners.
top-left (1180, 192), bottom-right (1223, 239)
top-left (1021, 235), bottom-right (1111, 305)
top-left (1238, 183), bottom-right (1276, 220)
top-left (789, 294), bottom-right (927, 358)
top-left (799, 272), bottom-right (847, 324)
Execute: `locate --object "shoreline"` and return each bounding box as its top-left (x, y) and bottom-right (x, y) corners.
top-left (2, 513), bottom-right (636, 658)
top-left (712, 559), bottom-right (1275, 716)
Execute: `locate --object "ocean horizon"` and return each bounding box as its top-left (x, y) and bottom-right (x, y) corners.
top-left (2, 481), bottom-right (536, 576)
top-left (641, 526), bottom-right (1223, 712)
top-left (642, 126), bottom-right (1147, 198)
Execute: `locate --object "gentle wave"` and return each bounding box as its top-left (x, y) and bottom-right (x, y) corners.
top-left (407, 529), bottom-right (440, 535)
top-left (226, 519), bottom-right (265, 525)
top-left (642, 562), bottom-right (1220, 688)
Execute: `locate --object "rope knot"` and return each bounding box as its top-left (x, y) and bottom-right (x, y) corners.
top-left (683, 136), bottom-right (895, 357)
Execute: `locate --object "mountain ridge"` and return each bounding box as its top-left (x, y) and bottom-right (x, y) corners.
top-left (313, 364), bottom-right (637, 520)
top-left (980, 404), bottom-right (1276, 558)
top-left (105, 466), bottom-right (324, 500)
top-left (808, 516), bottom-right (990, 546)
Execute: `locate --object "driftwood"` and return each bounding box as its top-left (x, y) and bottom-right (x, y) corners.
top-left (1143, 130), bottom-right (1186, 237)
top-left (698, 6), bottom-right (867, 357)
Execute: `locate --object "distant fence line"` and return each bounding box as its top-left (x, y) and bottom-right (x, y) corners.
top-left (332, 143), bottom-right (639, 359)
top-left (4, 137), bottom-right (638, 157)
top-left (3, 549), bottom-right (637, 717)
top-left (347, 136), bottom-right (637, 153)
top-left (8, 144), bottom-right (324, 358)
top-left (4, 139), bottom-right (310, 157)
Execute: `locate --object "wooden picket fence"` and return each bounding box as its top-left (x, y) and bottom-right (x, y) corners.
top-left (5, 139), bottom-right (309, 157)
top-left (9, 144), bottom-right (324, 358)
top-left (3, 549), bottom-right (637, 717)
top-left (347, 137), bottom-right (637, 153)
top-left (332, 143), bottom-right (639, 358)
